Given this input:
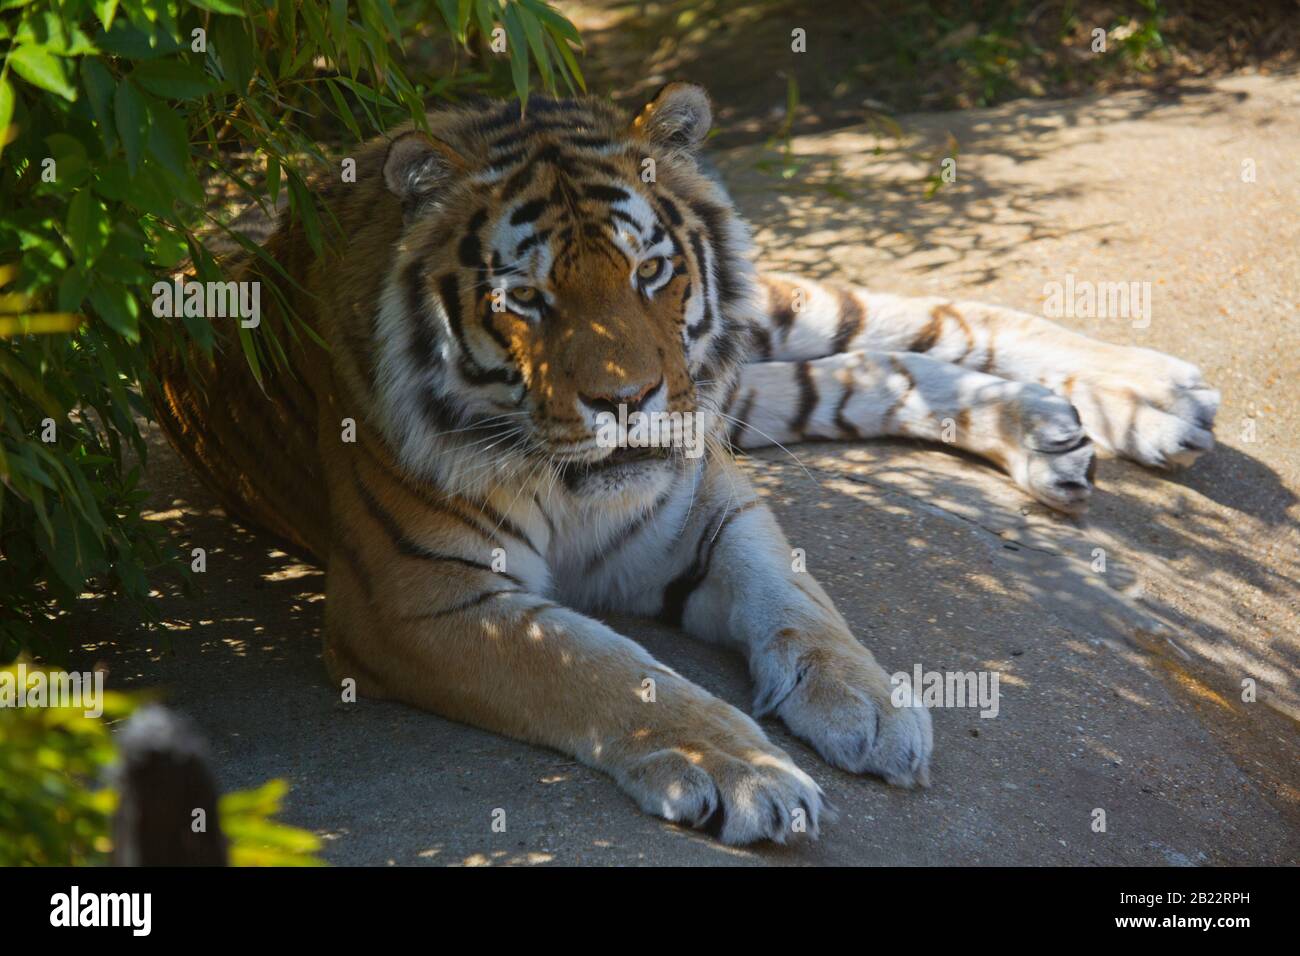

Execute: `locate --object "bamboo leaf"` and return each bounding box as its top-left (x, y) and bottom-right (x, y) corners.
top-left (79, 58), bottom-right (118, 150)
top-left (9, 45), bottom-right (77, 101)
top-left (501, 4), bottom-right (531, 109)
top-left (65, 190), bottom-right (112, 265)
top-left (515, 3), bottom-right (554, 92)
top-left (113, 79), bottom-right (147, 174)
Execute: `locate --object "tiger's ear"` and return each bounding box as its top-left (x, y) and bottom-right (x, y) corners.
top-left (382, 130), bottom-right (464, 202)
top-left (632, 82), bottom-right (712, 152)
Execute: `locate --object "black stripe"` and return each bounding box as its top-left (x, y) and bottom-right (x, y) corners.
top-left (265, 365), bottom-right (318, 442)
top-left (720, 377), bottom-right (741, 415)
top-left (584, 489), bottom-right (671, 573)
top-left (659, 500), bottom-right (762, 626)
top-left (571, 156), bottom-right (622, 179)
top-left (584, 184), bottom-right (630, 204)
top-left (533, 493), bottom-right (557, 540)
top-left (703, 317), bottom-right (742, 373)
top-left (477, 292), bottom-right (518, 360)
top-left (351, 467), bottom-right (524, 586)
top-left (475, 101), bottom-right (525, 133)
top-left (531, 143), bottom-right (565, 167)
top-left (656, 194), bottom-right (683, 226)
top-left (687, 198), bottom-right (740, 307)
top-left (421, 390), bottom-right (463, 434)
top-left (515, 229), bottom-right (551, 258)
top-left (402, 258), bottom-right (427, 315)
top-left (488, 250), bottom-right (519, 276)
top-left (399, 589), bottom-right (524, 622)
top-left (510, 198), bottom-right (549, 225)
top-left (659, 541), bottom-right (712, 628)
top-left (488, 117), bottom-right (598, 150)
top-left (500, 162), bottom-right (540, 203)
top-left (402, 261), bottom-right (439, 369)
top-left (770, 286), bottom-right (796, 338)
top-left (458, 209), bottom-right (488, 268)
top-left (487, 147), bottom-right (526, 170)
top-left (791, 361), bottom-right (817, 435)
top-left (486, 128), bottom-right (533, 154)
top-left (832, 290), bottom-right (865, 354)
top-left (565, 134), bottom-right (615, 149)
top-left (834, 382), bottom-right (861, 439)
top-left (438, 273), bottom-right (470, 357)
top-left (585, 231), bottom-right (630, 270)
top-left (728, 389), bottom-right (757, 447)
top-left (609, 208), bottom-right (642, 232)
top-left (471, 496), bottom-right (541, 557)
top-left (519, 97), bottom-right (584, 116)
top-left (458, 358), bottom-right (519, 387)
top-left (686, 230), bottom-right (713, 340)
top-left (332, 536), bottom-right (374, 602)
top-left (386, 476), bottom-right (506, 550)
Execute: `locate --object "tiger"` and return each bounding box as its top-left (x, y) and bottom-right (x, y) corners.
top-left (153, 83), bottom-right (1220, 845)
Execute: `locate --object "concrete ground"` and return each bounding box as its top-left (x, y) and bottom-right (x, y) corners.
top-left (75, 74), bottom-right (1299, 865)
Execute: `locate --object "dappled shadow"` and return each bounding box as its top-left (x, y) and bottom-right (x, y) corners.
top-left (564, 0), bottom-right (1295, 147)
top-left (713, 82), bottom-right (1259, 289)
top-left (65, 423), bottom-right (777, 866)
top-left (768, 437), bottom-right (1298, 694)
top-left (738, 434), bottom-right (1300, 843)
top-left (64, 402), bottom-right (1300, 865)
top-left (1162, 442), bottom-right (1297, 526)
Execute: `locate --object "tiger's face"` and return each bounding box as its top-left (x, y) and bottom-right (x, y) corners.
top-left (372, 85), bottom-right (756, 502)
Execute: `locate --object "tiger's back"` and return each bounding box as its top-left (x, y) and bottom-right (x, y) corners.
top-left (153, 120), bottom-right (425, 560)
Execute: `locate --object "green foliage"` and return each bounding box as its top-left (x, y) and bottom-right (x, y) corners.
top-left (0, 0), bottom-right (580, 865)
top-left (0, 662), bottom-right (323, 865)
top-left (1113, 0), bottom-right (1168, 72)
top-left (925, 2), bottom-right (1170, 105)
top-left (0, 664), bottom-right (127, 864)
top-left (0, 0), bottom-right (583, 663)
top-left (221, 777), bottom-right (323, 866)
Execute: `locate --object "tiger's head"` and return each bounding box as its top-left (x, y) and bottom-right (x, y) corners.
top-left (370, 84), bottom-right (757, 505)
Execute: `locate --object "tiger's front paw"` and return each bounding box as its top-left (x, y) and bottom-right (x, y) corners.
top-left (1065, 349), bottom-right (1219, 469)
top-left (607, 692), bottom-right (828, 845)
top-left (754, 630), bottom-right (933, 788)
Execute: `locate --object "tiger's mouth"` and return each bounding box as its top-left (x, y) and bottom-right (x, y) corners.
top-left (558, 443), bottom-right (673, 478)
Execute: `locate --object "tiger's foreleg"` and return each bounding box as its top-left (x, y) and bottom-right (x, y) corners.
top-left (726, 350), bottom-right (1096, 512)
top-left (326, 580), bottom-right (829, 844)
top-left (651, 457), bottom-right (933, 786)
top-left (752, 273), bottom-right (1219, 471)
top-left (324, 462), bottom-right (826, 846)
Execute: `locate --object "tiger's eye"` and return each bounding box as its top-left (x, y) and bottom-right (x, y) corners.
top-left (510, 286), bottom-right (538, 303)
top-left (638, 258), bottom-right (665, 281)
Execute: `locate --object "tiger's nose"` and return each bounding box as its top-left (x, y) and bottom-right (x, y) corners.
top-left (579, 378), bottom-right (663, 417)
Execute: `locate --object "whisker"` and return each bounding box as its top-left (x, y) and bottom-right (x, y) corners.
top-left (424, 412), bottom-right (532, 441)
top-left (701, 403), bottom-right (820, 488)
